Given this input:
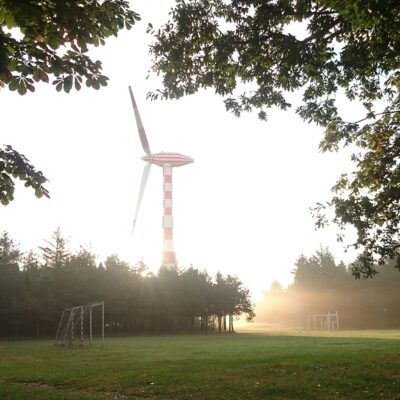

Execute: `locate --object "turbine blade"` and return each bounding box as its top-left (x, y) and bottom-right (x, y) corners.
top-left (131, 162), bottom-right (152, 235)
top-left (128, 86), bottom-right (151, 155)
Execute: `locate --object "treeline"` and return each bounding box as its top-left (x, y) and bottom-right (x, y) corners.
top-left (257, 248), bottom-right (400, 329)
top-left (0, 229), bottom-right (254, 338)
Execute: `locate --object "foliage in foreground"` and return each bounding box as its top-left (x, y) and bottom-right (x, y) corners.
top-left (149, 0), bottom-right (400, 277)
top-left (0, 0), bottom-right (139, 94)
top-left (0, 230), bottom-right (254, 338)
top-left (0, 145), bottom-right (49, 205)
top-left (0, 0), bottom-right (139, 204)
top-left (0, 333), bottom-right (400, 400)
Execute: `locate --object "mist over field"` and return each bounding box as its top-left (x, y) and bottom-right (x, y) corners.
top-left (255, 249), bottom-right (400, 330)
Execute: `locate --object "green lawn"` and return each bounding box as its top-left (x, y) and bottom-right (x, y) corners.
top-left (1, 330), bottom-right (400, 400)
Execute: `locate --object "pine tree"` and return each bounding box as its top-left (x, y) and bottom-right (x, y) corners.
top-left (0, 231), bottom-right (21, 270)
top-left (39, 227), bottom-right (70, 268)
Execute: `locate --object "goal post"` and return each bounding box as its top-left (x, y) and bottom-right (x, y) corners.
top-left (87, 301), bottom-right (104, 348)
top-left (55, 301), bottom-right (104, 348)
top-left (306, 311), bottom-right (340, 331)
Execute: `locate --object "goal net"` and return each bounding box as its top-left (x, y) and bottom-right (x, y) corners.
top-left (55, 302), bottom-right (104, 348)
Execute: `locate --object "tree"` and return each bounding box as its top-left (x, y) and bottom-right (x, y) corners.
top-left (104, 254), bottom-right (130, 272)
top-left (292, 247), bottom-right (347, 290)
top-left (287, 248), bottom-right (400, 329)
top-left (180, 267), bottom-right (214, 331)
top-left (0, 145), bottom-right (49, 205)
top-left (39, 227), bottom-right (70, 268)
top-left (213, 273), bottom-right (255, 332)
top-left (149, 0), bottom-right (400, 277)
top-left (22, 250), bottom-right (40, 271)
top-left (0, 0), bottom-right (139, 94)
top-left (69, 247), bottom-right (97, 270)
top-left (0, 0), bottom-right (139, 203)
top-left (0, 230), bottom-right (21, 269)
top-left (0, 231), bottom-right (23, 336)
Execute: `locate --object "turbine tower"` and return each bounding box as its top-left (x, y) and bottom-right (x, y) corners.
top-left (129, 86), bottom-right (193, 267)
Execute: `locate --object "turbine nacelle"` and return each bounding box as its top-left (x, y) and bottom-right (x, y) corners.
top-left (142, 152), bottom-right (194, 168)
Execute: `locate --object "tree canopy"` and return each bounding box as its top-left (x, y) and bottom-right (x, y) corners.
top-left (0, 0), bottom-right (139, 94)
top-left (149, 0), bottom-right (400, 277)
top-left (0, 0), bottom-right (139, 203)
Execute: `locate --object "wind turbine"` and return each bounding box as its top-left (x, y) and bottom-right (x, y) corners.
top-left (129, 86), bottom-right (193, 267)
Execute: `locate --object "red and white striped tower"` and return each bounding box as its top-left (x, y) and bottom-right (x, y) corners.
top-left (141, 152), bottom-right (193, 267)
top-left (129, 87), bottom-right (193, 268)
top-left (162, 164), bottom-right (175, 266)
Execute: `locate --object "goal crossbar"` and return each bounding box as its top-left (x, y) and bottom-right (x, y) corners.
top-left (55, 301), bottom-right (104, 348)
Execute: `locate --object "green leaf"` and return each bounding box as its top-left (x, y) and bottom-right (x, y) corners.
top-left (35, 189), bottom-right (44, 198)
top-left (74, 78), bottom-right (81, 90)
top-left (5, 45), bottom-right (15, 55)
top-left (41, 71), bottom-right (49, 83)
top-left (5, 13), bottom-right (16, 29)
top-left (9, 79), bottom-right (18, 91)
top-left (33, 69), bottom-right (41, 82)
top-left (64, 75), bottom-right (73, 93)
top-left (8, 59), bottom-right (17, 71)
top-left (17, 82), bottom-right (27, 95)
top-left (48, 34), bottom-right (60, 50)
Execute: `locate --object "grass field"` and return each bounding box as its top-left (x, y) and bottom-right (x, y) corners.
top-left (1, 329), bottom-right (400, 400)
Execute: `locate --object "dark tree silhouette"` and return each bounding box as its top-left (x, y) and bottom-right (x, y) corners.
top-left (0, 231), bottom-right (255, 337)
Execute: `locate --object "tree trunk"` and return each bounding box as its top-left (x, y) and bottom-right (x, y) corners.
top-left (190, 316), bottom-right (195, 332)
top-left (229, 314), bottom-right (234, 332)
top-left (36, 319), bottom-right (40, 337)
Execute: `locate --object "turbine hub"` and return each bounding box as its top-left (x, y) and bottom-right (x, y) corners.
top-left (142, 152), bottom-right (193, 167)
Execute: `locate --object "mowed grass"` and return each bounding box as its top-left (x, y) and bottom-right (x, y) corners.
top-left (1, 330), bottom-right (400, 400)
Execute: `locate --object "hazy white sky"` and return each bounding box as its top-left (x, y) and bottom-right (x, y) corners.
top-left (0, 1), bottom-right (361, 300)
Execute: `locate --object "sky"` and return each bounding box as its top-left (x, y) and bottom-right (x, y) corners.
top-left (0, 1), bottom-right (361, 300)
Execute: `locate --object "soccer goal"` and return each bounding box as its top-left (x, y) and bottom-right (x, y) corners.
top-left (55, 302), bottom-right (104, 348)
top-left (307, 311), bottom-right (340, 331)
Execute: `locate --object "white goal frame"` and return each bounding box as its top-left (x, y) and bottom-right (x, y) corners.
top-left (307, 311), bottom-right (340, 331)
top-left (55, 301), bottom-right (104, 348)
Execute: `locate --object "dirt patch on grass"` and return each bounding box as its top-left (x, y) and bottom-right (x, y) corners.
top-left (0, 379), bottom-right (51, 388)
top-left (381, 353), bottom-right (400, 361)
top-left (0, 379), bottom-right (133, 400)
